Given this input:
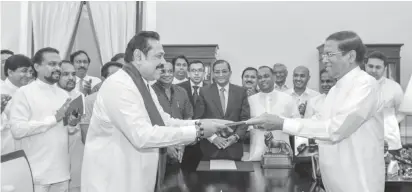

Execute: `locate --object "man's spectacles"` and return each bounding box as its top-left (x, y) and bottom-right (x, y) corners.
top-left (321, 51), bottom-right (345, 59)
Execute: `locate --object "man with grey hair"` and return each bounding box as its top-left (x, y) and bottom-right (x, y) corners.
top-left (272, 63), bottom-right (289, 91)
top-left (248, 31), bottom-right (385, 192)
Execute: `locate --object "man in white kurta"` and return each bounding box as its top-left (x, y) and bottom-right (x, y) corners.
top-left (1, 54), bottom-right (34, 155)
top-left (81, 31), bottom-right (230, 192)
top-left (244, 66), bottom-right (300, 161)
top-left (9, 48), bottom-right (80, 192)
top-left (57, 61), bottom-right (85, 192)
top-left (284, 66), bottom-right (320, 154)
top-left (247, 31), bottom-right (385, 192)
top-left (365, 51), bottom-right (405, 154)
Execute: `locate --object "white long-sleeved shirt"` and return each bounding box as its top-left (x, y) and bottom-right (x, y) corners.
top-left (172, 77), bottom-right (188, 85)
top-left (282, 67), bottom-right (385, 192)
top-left (378, 77), bottom-right (405, 150)
top-left (285, 87), bottom-right (320, 154)
top-left (1, 78), bottom-right (19, 154)
top-left (81, 69), bottom-right (197, 192)
top-left (244, 89), bottom-right (300, 161)
top-left (9, 80), bottom-right (72, 185)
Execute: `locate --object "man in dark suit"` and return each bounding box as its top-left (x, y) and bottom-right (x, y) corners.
top-left (177, 60), bottom-right (208, 170)
top-left (195, 60), bottom-right (250, 160)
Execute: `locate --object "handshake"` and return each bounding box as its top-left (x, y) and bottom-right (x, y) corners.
top-left (197, 113), bottom-right (285, 138)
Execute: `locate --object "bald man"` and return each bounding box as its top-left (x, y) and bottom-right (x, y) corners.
top-left (285, 66), bottom-right (319, 154)
top-left (272, 63), bottom-right (289, 91)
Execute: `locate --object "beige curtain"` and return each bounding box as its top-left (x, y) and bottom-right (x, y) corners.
top-left (31, 2), bottom-right (82, 58)
top-left (87, 1), bottom-right (136, 64)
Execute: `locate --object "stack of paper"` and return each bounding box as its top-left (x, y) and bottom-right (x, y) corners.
top-left (210, 160), bottom-right (237, 170)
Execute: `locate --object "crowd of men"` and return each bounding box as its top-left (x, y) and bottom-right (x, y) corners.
top-left (0, 29), bottom-right (407, 192)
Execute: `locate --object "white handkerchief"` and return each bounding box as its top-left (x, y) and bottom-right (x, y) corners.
top-left (210, 160), bottom-right (237, 170)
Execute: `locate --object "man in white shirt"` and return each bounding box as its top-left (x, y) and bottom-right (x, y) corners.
top-left (9, 47), bottom-right (81, 192)
top-left (273, 63), bottom-right (289, 91)
top-left (285, 66), bottom-right (320, 154)
top-left (81, 31), bottom-right (232, 192)
top-left (365, 51), bottom-right (405, 155)
top-left (245, 66), bottom-right (299, 161)
top-left (241, 67), bottom-right (259, 96)
top-left (172, 55), bottom-right (189, 84)
top-left (247, 31), bottom-right (385, 192)
top-left (70, 50), bottom-right (101, 96)
top-left (56, 60), bottom-right (85, 192)
top-left (1, 54), bottom-right (34, 155)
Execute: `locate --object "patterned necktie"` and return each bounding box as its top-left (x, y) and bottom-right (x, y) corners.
top-left (192, 85), bottom-right (199, 105)
top-left (219, 87), bottom-right (226, 114)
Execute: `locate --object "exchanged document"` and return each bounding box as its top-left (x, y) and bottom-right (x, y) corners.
top-left (225, 121), bottom-right (246, 127)
top-left (210, 160), bottom-right (237, 170)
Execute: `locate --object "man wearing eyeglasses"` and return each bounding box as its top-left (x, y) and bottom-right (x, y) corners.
top-left (247, 31), bottom-right (385, 192)
top-left (177, 60), bottom-right (209, 170)
top-left (195, 59), bottom-right (250, 161)
top-left (1, 54), bottom-right (34, 155)
top-left (152, 61), bottom-right (194, 165)
top-left (70, 50), bottom-right (101, 96)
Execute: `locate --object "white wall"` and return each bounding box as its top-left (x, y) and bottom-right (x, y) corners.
top-left (157, 1), bottom-right (412, 142)
top-left (157, 1), bottom-right (412, 90)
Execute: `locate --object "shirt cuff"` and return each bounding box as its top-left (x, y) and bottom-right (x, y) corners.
top-left (45, 115), bottom-right (58, 127)
top-left (282, 118), bottom-right (301, 135)
top-left (180, 125), bottom-right (198, 145)
top-left (207, 134), bottom-right (218, 143)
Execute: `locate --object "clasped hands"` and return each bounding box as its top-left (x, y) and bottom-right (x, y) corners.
top-left (212, 135), bottom-right (238, 149)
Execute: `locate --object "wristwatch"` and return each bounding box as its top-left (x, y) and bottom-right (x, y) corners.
top-left (195, 121), bottom-right (204, 142)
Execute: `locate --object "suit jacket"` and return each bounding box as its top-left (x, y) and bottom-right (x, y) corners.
top-left (177, 80), bottom-right (208, 118)
top-left (195, 83), bottom-right (250, 139)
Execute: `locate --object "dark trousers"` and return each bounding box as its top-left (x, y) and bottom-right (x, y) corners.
top-left (181, 143), bottom-right (202, 171)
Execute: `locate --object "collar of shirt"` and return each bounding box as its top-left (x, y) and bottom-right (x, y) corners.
top-left (274, 83), bottom-right (288, 90)
top-left (190, 80), bottom-right (203, 94)
top-left (335, 66), bottom-right (361, 89)
top-left (173, 77), bottom-right (187, 84)
top-left (34, 79), bottom-right (58, 90)
top-left (216, 83), bottom-right (230, 93)
top-left (377, 76), bottom-right (387, 85)
top-left (3, 78), bottom-right (19, 94)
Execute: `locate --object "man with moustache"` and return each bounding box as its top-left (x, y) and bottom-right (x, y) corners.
top-left (365, 51), bottom-right (405, 156)
top-left (70, 50), bottom-right (101, 96)
top-left (81, 31), bottom-right (232, 192)
top-left (177, 60), bottom-right (208, 170)
top-left (9, 47), bottom-right (81, 192)
top-left (56, 60), bottom-right (84, 192)
top-left (152, 61), bottom-right (193, 164)
top-left (273, 63), bottom-right (289, 91)
top-left (247, 31), bottom-right (385, 192)
top-left (1, 55), bottom-right (34, 155)
top-left (244, 66), bottom-right (299, 161)
top-left (285, 66), bottom-right (319, 154)
top-left (241, 67), bottom-right (259, 96)
top-left (172, 55), bottom-right (189, 84)
top-left (195, 59), bottom-right (250, 160)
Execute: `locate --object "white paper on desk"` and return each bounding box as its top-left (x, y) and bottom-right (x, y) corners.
top-left (210, 160), bottom-right (237, 170)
